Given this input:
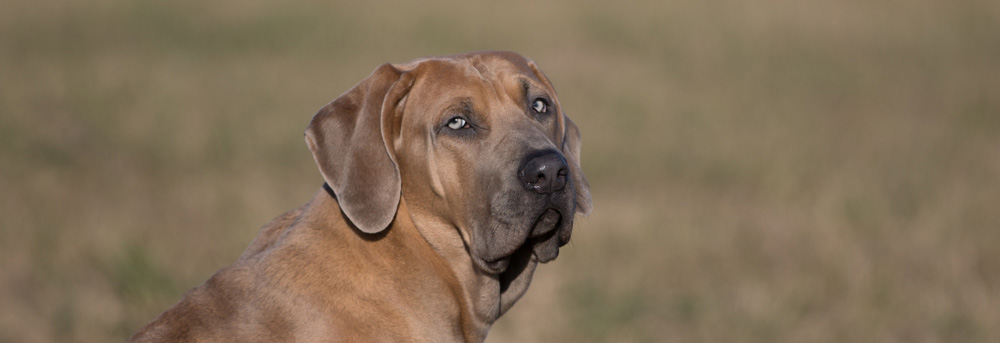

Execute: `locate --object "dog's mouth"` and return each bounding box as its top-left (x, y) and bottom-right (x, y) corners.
top-left (481, 207), bottom-right (566, 275)
top-left (527, 208), bottom-right (563, 262)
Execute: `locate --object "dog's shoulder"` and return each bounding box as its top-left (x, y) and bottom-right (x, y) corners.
top-left (128, 265), bottom-right (266, 342)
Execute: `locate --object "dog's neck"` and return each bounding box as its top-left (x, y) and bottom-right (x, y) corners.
top-left (399, 201), bottom-right (496, 335)
top-left (399, 197), bottom-right (539, 341)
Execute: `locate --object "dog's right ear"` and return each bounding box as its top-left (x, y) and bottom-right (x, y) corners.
top-left (561, 116), bottom-right (593, 216)
top-left (305, 64), bottom-right (414, 234)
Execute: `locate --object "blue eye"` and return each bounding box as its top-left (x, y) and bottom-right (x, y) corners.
top-left (447, 117), bottom-right (468, 130)
top-left (532, 99), bottom-right (547, 113)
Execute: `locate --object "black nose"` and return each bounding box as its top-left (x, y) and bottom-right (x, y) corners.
top-left (520, 151), bottom-right (568, 194)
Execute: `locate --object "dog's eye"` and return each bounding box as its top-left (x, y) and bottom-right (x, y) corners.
top-left (532, 99), bottom-right (548, 113)
top-left (447, 117), bottom-right (469, 130)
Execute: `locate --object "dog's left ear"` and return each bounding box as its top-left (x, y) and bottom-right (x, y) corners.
top-left (305, 64), bottom-right (415, 233)
top-left (527, 60), bottom-right (592, 215)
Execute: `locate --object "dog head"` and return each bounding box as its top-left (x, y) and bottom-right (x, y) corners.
top-left (305, 51), bottom-right (591, 313)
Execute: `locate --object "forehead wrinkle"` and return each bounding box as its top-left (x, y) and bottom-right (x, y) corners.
top-left (458, 59), bottom-right (535, 123)
top-left (466, 62), bottom-right (507, 103)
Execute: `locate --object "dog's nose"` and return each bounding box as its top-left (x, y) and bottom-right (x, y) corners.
top-left (520, 151), bottom-right (568, 194)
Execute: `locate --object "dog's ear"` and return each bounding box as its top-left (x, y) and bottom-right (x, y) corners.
top-left (305, 64), bottom-right (414, 233)
top-left (561, 116), bottom-right (592, 215)
top-left (527, 60), bottom-right (592, 216)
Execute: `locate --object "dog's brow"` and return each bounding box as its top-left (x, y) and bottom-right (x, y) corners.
top-left (442, 97), bottom-right (475, 115)
top-left (519, 77), bottom-right (547, 98)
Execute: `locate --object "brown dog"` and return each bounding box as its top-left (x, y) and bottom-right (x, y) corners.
top-left (129, 51), bottom-right (592, 342)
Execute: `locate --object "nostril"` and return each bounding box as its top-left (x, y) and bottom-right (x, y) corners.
top-left (522, 170), bottom-right (543, 185)
top-left (554, 168), bottom-right (567, 184)
top-left (519, 150), bottom-right (570, 194)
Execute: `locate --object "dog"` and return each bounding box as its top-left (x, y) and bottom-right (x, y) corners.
top-left (129, 51), bottom-right (591, 342)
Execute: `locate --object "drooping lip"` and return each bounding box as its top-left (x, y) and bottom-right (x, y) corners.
top-left (479, 207), bottom-right (565, 275)
top-left (528, 209), bottom-right (562, 263)
top-left (529, 208), bottom-right (562, 238)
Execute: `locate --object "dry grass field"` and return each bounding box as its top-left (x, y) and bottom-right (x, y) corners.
top-left (2, 0), bottom-right (999, 342)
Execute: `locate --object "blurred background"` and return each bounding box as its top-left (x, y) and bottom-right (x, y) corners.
top-left (2, 0), bottom-right (999, 342)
